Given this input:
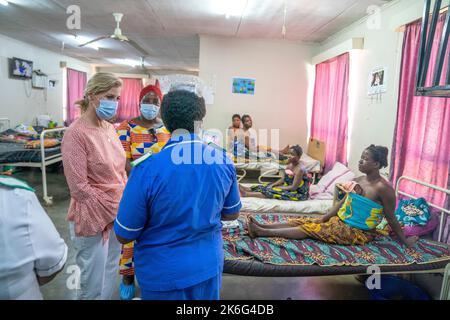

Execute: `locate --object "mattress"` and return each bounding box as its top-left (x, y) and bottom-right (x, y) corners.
top-left (235, 161), bottom-right (280, 171)
top-left (0, 142), bottom-right (61, 164)
top-left (223, 214), bottom-right (450, 276)
top-left (240, 183), bottom-right (333, 214)
top-left (241, 197), bottom-right (332, 214)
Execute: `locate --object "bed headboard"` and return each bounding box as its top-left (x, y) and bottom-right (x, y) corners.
top-left (0, 118), bottom-right (10, 132)
top-left (396, 176), bottom-right (450, 243)
top-left (307, 138), bottom-right (326, 168)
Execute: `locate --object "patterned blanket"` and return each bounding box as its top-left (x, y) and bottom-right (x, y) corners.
top-left (223, 214), bottom-right (450, 267)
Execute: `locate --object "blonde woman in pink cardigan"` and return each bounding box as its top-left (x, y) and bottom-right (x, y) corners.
top-left (62, 73), bottom-right (127, 300)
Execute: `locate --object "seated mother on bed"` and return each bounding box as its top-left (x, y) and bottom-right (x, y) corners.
top-left (239, 145), bottom-right (310, 201)
top-left (247, 145), bottom-right (418, 248)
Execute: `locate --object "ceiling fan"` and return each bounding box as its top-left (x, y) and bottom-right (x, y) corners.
top-left (78, 12), bottom-right (149, 57)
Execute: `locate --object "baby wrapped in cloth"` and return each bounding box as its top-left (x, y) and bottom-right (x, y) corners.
top-left (287, 182), bottom-right (384, 245)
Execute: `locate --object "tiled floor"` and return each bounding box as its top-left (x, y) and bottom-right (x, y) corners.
top-left (12, 168), bottom-right (441, 300)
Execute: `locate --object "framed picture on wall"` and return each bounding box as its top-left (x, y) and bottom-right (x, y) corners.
top-left (368, 67), bottom-right (387, 96)
top-left (8, 57), bottom-right (33, 79)
top-left (232, 77), bottom-right (255, 95)
top-left (48, 79), bottom-right (57, 89)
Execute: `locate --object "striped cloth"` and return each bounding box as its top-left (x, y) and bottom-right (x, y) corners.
top-left (116, 119), bottom-right (170, 160)
top-left (116, 119), bottom-right (170, 276)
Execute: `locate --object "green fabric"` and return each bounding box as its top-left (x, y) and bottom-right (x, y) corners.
top-left (131, 151), bottom-right (152, 167)
top-left (0, 175), bottom-right (35, 192)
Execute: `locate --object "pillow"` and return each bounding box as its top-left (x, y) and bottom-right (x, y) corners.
top-left (14, 124), bottom-right (37, 135)
top-left (318, 162), bottom-right (355, 191)
top-left (403, 213), bottom-right (439, 237)
top-left (309, 162), bottom-right (355, 199)
top-left (378, 213), bottom-right (439, 237)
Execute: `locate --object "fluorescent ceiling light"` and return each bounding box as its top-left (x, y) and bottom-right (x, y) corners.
top-left (122, 59), bottom-right (138, 68)
top-left (73, 35), bottom-right (100, 50)
top-left (107, 58), bottom-right (142, 68)
top-left (0, 0), bottom-right (9, 6)
top-left (214, 0), bottom-right (247, 19)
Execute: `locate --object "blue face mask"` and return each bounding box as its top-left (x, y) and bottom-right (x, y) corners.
top-left (95, 100), bottom-right (118, 120)
top-left (140, 103), bottom-right (159, 120)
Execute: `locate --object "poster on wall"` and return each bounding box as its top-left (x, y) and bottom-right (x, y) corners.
top-left (232, 77), bottom-right (255, 95)
top-left (368, 67), bottom-right (387, 96)
top-left (48, 80), bottom-right (57, 89)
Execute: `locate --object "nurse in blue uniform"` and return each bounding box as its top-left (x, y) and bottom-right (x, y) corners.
top-left (114, 89), bottom-right (241, 300)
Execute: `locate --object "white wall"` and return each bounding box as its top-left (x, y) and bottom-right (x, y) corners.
top-left (314, 0), bottom-right (433, 175)
top-left (0, 34), bottom-right (92, 128)
top-left (199, 35), bottom-right (315, 149)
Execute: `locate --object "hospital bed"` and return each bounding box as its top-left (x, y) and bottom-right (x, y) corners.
top-left (223, 176), bottom-right (450, 300)
top-left (235, 153), bottom-right (322, 183)
top-left (0, 118), bottom-right (66, 205)
top-left (236, 138), bottom-right (325, 184)
top-left (240, 183), bottom-right (333, 214)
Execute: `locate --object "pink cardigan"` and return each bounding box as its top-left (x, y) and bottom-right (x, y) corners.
top-left (62, 117), bottom-right (127, 240)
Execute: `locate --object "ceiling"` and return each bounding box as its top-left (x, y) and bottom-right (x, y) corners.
top-left (0, 0), bottom-right (392, 74)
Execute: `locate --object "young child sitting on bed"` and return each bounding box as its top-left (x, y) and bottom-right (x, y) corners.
top-left (239, 145), bottom-right (310, 201)
top-left (247, 145), bottom-right (419, 248)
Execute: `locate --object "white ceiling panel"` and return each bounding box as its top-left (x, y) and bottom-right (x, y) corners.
top-left (0, 0), bottom-right (394, 72)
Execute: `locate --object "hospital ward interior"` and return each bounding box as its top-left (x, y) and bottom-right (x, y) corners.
top-left (1, 0), bottom-right (450, 302)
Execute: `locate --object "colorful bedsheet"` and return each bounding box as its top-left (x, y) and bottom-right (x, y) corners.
top-left (0, 127), bottom-right (64, 143)
top-left (0, 127), bottom-right (63, 152)
top-left (223, 214), bottom-right (450, 267)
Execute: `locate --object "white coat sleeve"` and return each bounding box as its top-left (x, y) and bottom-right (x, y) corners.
top-left (24, 190), bottom-right (68, 277)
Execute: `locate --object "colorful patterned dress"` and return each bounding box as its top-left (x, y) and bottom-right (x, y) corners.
top-left (116, 119), bottom-right (170, 276)
top-left (251, 168), bottom-right (310, 201)
top-left (287, 193), bottom-right (384, 245)
top-left (117, 119), bottom-right (171, 161)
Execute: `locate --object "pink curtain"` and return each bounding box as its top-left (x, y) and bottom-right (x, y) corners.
top-left (391, 14), bottom-right (450, 243)
top-left (310, 53), bottom-right (350, 173)
top-left (66, 68), bottom-right (87, 125)
top-left (116, 78), bottom-right (144, 121)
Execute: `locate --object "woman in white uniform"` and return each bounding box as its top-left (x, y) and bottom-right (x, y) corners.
top-left (0, 176), bottom-right (67, 299)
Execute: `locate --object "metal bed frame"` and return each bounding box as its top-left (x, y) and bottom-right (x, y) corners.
top-left (0, 118), bottom-right (66, 205)
top-left (235, 163), bottom-right (286, 184)
top-left (236, 159), bottom-right (321, 184)
top-left (235, 138), bottom-right (324, 183)
top-left (395, 176), bottom-right (450, 243)
top-left (395, 176), bottom-right (450, 300)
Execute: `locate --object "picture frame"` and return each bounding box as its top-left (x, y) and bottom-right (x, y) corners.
top-left (232, 77), bottom-right (255, 95)
top-left (8, 57), bottom-right (33, 79)
top-left (368, 67), bottom-right (387, 96)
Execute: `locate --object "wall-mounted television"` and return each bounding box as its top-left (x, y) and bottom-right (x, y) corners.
top-left (9, 57), bottom-right (33, 79)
